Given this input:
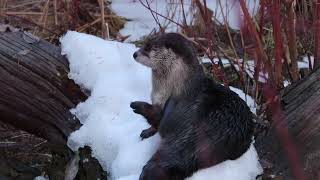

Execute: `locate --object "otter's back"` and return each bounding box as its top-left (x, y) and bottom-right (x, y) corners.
top-left (158, 79), bottom-right (254, 165)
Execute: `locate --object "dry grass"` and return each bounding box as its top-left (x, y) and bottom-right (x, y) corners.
top-left (0, 121), bottom-right (51, 172)
top-left (0, 0), bottom-right (127, 44)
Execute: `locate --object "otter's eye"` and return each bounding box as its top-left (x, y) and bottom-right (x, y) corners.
top-left (144, 43), bottom-right (152, 52)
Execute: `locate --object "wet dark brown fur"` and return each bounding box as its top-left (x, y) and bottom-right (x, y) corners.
top-left (131, 33), bottom-right (254, 180)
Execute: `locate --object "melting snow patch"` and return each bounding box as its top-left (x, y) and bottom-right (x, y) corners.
top-left (111, 0), bottom-right (258, 41)
top-left (34, 176), bottom-right (48, 180)
top-left (187, 144), bottom-right (262, 180)
top-left (60, 31), bottom-right (262, 180)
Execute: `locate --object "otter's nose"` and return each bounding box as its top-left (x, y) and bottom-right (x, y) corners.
top-left (133, 52), bottom-right (138, 59)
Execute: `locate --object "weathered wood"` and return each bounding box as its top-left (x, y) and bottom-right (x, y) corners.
top-left (255, 66), bottom-right (320, 180)
top-left (0, 31), bottom-right (109, 180)
top-left (0, 156), bottom-right (41, 179)
top-left (0, 31), bottom-right (86, 146)
top-left (75, 146), bottom-right (108, 180)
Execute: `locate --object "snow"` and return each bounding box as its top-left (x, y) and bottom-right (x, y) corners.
top-left (60, 31), bottom-right (262, 180)
top-left (111, 0), bottom-right (258, 41)
top-left (244, 60), bottom-right (268, 83)
top-left (34, 176), bottom-right (48, 180)
top-left (299, 56), bottom-right (314, 69)
top-left (283, 56), bottom-right (315, 88)
top-left (201, 57), bottom-right (268, 83)
top-left (202, 55), bottom-right (315, 85)
top-left (230, 60), bottom-right (268, 83)
top-left (283, 80), bottom-right (291, 87)
top-left (201, 57), bottom-right (231, 65)
top-left (186, 143), bottom-right (261, 180)
top-left (111, 0), bottom-right (192, 41)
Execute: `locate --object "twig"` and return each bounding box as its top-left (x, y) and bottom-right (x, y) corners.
top-left (313, 0), bottom-right (320, 68)
top-left (271, 0), bottom-right (283, 88)
top-left (284, 0), bottom-right (299, 81)
top-left (161, 3), bottom-right (178, 30)
top-left (33, 0), bottom-right (50, 34)
top-left (3, 11), bottom-right (50, 15)
top-left (139, 0), bottom-right (162, 30)
top-left (53, 0), bottom-right (58, 25)
top-left (218, 0), bottom-right (244, 85)
top-left (33, 140), bottom-right (47, 148)
top-left (0, 0), bottom-right (8, 13)
top-left (106, 22), bottom-right (110, 39)
top-left (42, 0), bottom-right (50, 33)
top-left (76, 17), bottom-right (102, 32)
top-left (180, 0), bottom-right (188, 27)
top-left (138, 0), bottom-right (183, 27)
top-left (98, 0), bottom-right (106, 39)
top-left (152, 0), bottom-right (162, 28)
top-left (0, 141), bottom-right (16, 144)
top-left (239, 0), bottom-right (274, 84)
top-left (3, 14), bottom-right (59, 35)
top-left (2, 0), bottom-right (39, 10)
top-left (258, 0), bottom-right (266, 39)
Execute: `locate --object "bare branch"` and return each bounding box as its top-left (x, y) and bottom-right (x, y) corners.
top-left (138, 0), bottom-right (184, 28)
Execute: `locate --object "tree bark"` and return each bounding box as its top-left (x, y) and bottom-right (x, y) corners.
top-left (0, 31), bottom-right (86, 146)
top-left (0, 31), bottom-right (108, 180)
top-left (314, 0), bottom-right (320, 68)
top-left (255, 66), bottom-right (320, 180)
top-left (284, 0), bottom-right (299, 81)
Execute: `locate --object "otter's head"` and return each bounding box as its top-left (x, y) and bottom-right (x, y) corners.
top-left (133, 33), bottom-right (199, 73)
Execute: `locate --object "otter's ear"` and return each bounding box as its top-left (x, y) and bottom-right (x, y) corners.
top-left (164, 40), bottom-right (173, 50)
top-left (144, 42), bottom-right (152, 52)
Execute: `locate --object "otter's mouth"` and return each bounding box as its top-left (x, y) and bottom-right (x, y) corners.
top-left (133, 49), bottom-right (154, 68)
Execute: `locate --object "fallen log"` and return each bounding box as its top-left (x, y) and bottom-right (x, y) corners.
top-left (0, 156), bottom-right (41, 179)
top-left (0, 30), bottom-right (107, 180)
top-left (255, 66), bottom-right (320, 180)
top-left (0, 30), bottom-right (86, 145)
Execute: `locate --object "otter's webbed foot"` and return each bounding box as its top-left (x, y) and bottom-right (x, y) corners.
top-left (140, 127), bottom-right (157, 140)
top-left (130, 101), bottom-right (162, 128)
top-left (130, 101), bottom-right (153, 117)
top-left (131, 101), bottom-right (162, 140)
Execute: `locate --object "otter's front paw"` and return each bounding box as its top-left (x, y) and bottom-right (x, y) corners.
top-left (140, 127), bottom-right (157, 140)
top-left (139, 163), bottom-right (169, 180)
top-left (130, 101), bottom-right (152, 116)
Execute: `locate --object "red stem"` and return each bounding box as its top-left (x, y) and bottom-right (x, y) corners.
top-left (138, 0), bottom-right (183, 27)
top-left (263, 85), bottom-right (306, 180)
top-left (258, 0), bottom-right (266, 39)
top-left (285, 1), bottom-right (299, 81)
top-left (239, 0), bottom-right (274, 84)
top-left (314, 0), bottom-right (320, 68)
top-left (271, 0), bottom-right (283, 88)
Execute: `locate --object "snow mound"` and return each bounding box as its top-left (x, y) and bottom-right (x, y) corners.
top-left (34, 176), bottom-right (48, 180)
top-left (60, 31), bottom-right (262, 180)
top-left (187, 144), bottom-right (261, 180)
top-left (111, 0), bottom-right (258, 41)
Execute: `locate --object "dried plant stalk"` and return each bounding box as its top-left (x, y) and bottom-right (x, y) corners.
top-left (314, 0), bottom-right (320, 68)
top-left (284, 0), bottom-right (299, 81)
top-left (98, 0), bottom-right (106, 39)
top-left (271, 0), bottom-right (283, 88)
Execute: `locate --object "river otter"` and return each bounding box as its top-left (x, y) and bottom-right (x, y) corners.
top-left (131, 33), bottom-right (255, 180)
